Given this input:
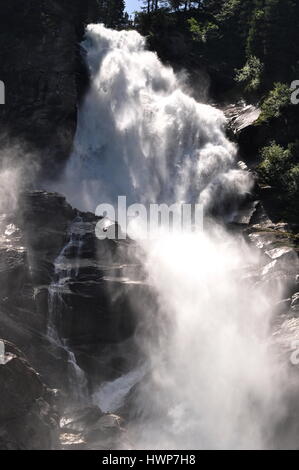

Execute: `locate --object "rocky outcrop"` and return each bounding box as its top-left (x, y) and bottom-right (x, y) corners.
top-left (0, 0), bottom-right (100, 177)
top-left (60, 406), bottom-right (129, 450)
top-left (6, 191), bottom-right (146, 379)
top-left (223, 102), bottom-right (261, 166)
top-left (0, 189), bottom-right (299, 449)
top-left (225, 102), bottom-right (261, 136)
top-left (240, 208), bottom-right (299, 377)
top-left (44, 212), bottom-right (151, 387)
top-left (0, 340), bottom-right (58, 450)
top-left (0, 192), bottom-right (76, 392)
top-left (223, 102), bottom-right (299, 225)
top-left (0, 190), bottom-right (147, 450)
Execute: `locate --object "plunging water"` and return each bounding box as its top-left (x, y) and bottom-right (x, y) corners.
top-left (51, 25), bottom-right (296, 449)
top-left (48, 216), bottom-right (88, 403)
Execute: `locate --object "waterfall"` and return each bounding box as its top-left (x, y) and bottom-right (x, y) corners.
top-left (55, 25), bottom-right (252, 213)
top-left (48, 216), bottom-right (88, 403)
top-left (51, 25), bottom-right (295, 449)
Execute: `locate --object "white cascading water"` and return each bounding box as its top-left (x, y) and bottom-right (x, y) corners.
top-left (53, 25), bottom-right (295, 449)
top-left (48, 216), bottom-right (88, 403)
top-left (55, 26), bottom-right (251, 212)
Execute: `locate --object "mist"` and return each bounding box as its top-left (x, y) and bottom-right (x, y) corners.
top-left (128, 227), bottom-right (291, 449)
top-left (49, 25), bottom-right (297, 449)
top-left (51, 25), bottom-right (252, 214)
top-left (0, 144), bottom-right (39, 213)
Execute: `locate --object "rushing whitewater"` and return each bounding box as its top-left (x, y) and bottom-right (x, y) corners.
top-left (55, 25), bottom-right (252, 213)
top-left (52, 25), bottom-right (296, 449)
top-left (48, 217), bottom-right (88, 403)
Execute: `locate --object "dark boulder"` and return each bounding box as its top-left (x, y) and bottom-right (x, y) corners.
top-left (0, 340), bottom-right (59, 450)
top-left (290, 293), bottom-right (299, 314)
top-left (60, 407), bottom-right (128, 450)
top-left (60, 405), bottom-right (104, 433)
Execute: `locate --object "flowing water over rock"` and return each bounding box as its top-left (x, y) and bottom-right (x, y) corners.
top-left (48, 25), bottom-right (299, 449)
top-left (54, 25), bottom-right (252, 214)
top-left (93, 365), bottom-right (146, 413)
top-left (47, 216), bottom-right (89, 404)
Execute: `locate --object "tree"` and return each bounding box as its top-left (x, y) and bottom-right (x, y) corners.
top-left (96, 0), bottom-right (126, 28)
top-left (202, 0), bottom-right (225, 14)
top-left (140, 0), bottom-right (202, 12)
top-left (140, 0), bottom-right (163, 13)
top-left (246, 0), bottom-right (299, 86)
top-left (257, 141), bottom-right (299, 221)
top-left (235, 56), bottom-right (264, 92)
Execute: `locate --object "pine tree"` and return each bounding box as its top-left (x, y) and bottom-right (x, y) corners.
top-left (247, 0), bottom-right (299, 85)
top-left (140, 0), bottom-right (165, 13)
top-left (96, 0), bottom-right (125, 28)
top-left (202, 0), bottom-right (225, 14)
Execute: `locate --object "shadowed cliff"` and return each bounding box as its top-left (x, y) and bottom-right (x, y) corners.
top-left (0, 0), bottom-right (100, 177)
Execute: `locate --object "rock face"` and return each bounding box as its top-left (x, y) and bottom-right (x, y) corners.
top-left (0, 188), bottom-right (298, 449)
top-left (0, 341), bottom-right (58, 450)
top-left (0, 0), bottom-right (99, 177)
top-left (60, 406), bottom-right (129, 450)
top-left (0, 190), bottom-right (147, 448)
top-left (223, 102), bottom-right (261, 166)
top-left (245, 211), bottom-right (299, 301)
top-left (0, 191), bottom-right (76, 392)
top-left (225, 102), bottom-right (261, 136)
top-left (1, 190), bottom-right (146, 382)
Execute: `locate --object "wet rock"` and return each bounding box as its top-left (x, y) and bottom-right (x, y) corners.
top-left (232, 200), bottom-right (259, 225)
top-left (0, 0), bottom-right (100, 176)
top-left (85, 412), bottom-right (122, 434)
top-left (60, 406), bottom-right (103, 433)
top-left (273, 316), bottom-right (299, 359)
top-left (246, 216), bottom-right (299, 273)
top-left (19, 190), bottom-right (76, 274)
top-left (44, 214), bottom-right (149, 358)
top-left (0, 189), bottom-right (148, 400)
top-left (274, 298), bottom-right (292, 316)
top-left (291, 293), bottom-right (299, 313)
top-left (261, 260), bottom-right (278, 276)
top-left (247, 213), bottom-right (299, 304)
top-left (0, 340), bottom-right (59, 450)
top-left (225, 103), bottom-right (261, 135)
top-left (249, 232), bottom-right (286, 250)
top-left (266, 246), bottom-right (298, 262)
top-left (0, 191), bottom-right (79, 391)
top-left (257, 249), bottom-right (298, 301)
top-left (60, 408), bottom-right (128, 450)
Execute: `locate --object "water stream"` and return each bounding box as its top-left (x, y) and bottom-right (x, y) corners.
top-left (50, 25), bottom-right (297, 449)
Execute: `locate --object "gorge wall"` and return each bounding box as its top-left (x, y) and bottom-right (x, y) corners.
top-left (0, 0), bottom-right (100, 177)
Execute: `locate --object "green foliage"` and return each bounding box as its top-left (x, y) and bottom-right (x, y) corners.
top-left (138, 0), bottom-right (299, 93)
top-left (257, 141), bottom-right (299, 219)
top-left (258, 83), bottom-right (291, 122)
top-left (246, 0), bottom-right (299, 86)
top-left (216, 0), bottom-right (245, 20)
top-left (188, 17), bottom-right (219, 43)
top-left (140, 0), bottom-right (203, 12)
top-left (258, 142), bottom-right (293, 180)
top-left (136, 8), bottom-right (176, 37)
top-left (235, 56), bottom-right (263, 92)
top-left (96, 0), bottom-right (126, 28)
top-left (136, 0), bottom-right (299, 222)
